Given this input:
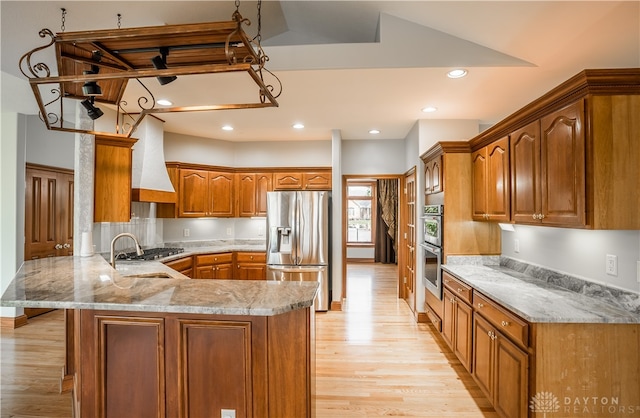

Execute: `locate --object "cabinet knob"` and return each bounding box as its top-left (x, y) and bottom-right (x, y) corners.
top-left (457, 288), bottom-right (463, 293)
top-left (63, 243), bottom-right (70, 249)
top-left (501, 321), bottom-right (510, 327)
top-left (54, 244), bottom-right (63, 250)
top-left (539, 214), bottom-right (545, 220)
top-left (477, 303), bottom-right (484, 308)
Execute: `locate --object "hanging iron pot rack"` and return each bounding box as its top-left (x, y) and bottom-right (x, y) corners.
top-left (18, 6), bottom-right (281, 139)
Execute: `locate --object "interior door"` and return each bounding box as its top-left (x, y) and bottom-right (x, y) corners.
top-left (401, 167), bottom-right (416, 312)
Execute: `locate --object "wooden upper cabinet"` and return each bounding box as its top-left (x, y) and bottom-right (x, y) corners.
top-left (94, 136), bottom-right (136, 222)
top-left (237, 172), bottom-right (272, 217)
top-left (25, 164), bottom-right (74, 260)
top-left (178, 169), bottom-right (234, 217)
top-left (540, 100), bottom-right (585, 227)
top-left (274, 170), bottom-right (332, 190)
top-left (424, 155), bottom-right (443, 195)
top-left (472, 137), bottom-right (510, 222)
top-left (511, 100), bottom-right (585, 227)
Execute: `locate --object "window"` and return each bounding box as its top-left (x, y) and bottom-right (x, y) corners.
top-left (346, 181), bottom-right (376, 245)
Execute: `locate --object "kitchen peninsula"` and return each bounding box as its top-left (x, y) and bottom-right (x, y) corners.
top-left (1, 254), bottom-right (318, 418)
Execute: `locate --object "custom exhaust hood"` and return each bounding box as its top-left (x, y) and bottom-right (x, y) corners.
top-left (131, 116), bottom-right (175, 203)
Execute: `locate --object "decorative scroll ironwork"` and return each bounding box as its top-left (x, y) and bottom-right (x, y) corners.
top-left (18, 29), bottom-right (55, 79)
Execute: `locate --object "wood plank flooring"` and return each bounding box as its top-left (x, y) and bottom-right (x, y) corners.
top-left (1, 262), bottom-right (497, 417)
top-left (315, 263), bottom-right (497, 417)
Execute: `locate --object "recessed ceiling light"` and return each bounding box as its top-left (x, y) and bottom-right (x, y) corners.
top-left (222, 125), bottom-right (234, 131)
top-left (157, 99), bottom-right (173, 106)
top-left (369, 129), bottom-right (380, 134)
top-left (447, 69), bottom-right (468, 79)
top-left (293, 123), bottom-right (305, 129)
top-left (422, 106), bottom-right (438, 113)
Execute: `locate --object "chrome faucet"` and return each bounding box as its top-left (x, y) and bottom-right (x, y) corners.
top-left (109, 233), bottom-right (144, 268)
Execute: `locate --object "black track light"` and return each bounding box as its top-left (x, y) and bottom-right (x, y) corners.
top-left (82, 64), bottom-right (102, 96)
top-left (151, 47), bottom-right (177, 85)
top-left (81, 97), bottom-right (104, 120)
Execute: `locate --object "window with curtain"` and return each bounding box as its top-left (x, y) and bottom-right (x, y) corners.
top-left (346, 181), bottom-right (377, 245)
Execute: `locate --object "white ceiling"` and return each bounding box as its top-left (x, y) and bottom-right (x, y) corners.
top-left (2, 1), bottom-right (639, 142)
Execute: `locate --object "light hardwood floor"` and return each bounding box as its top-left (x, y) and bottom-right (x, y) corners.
top-left (1, 263), bottom-right (497, 417)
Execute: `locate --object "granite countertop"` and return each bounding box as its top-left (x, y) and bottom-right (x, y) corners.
top-left (441, 263), bottom-right (640, 324)
top-left (1, 254), bottom-right (317, 316)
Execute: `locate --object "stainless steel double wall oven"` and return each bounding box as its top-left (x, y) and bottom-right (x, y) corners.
top-left (420, 205), bottom-right (443, 300)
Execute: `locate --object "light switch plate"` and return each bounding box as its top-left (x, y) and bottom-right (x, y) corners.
top-left (221, 409), bottom-right (236, 418)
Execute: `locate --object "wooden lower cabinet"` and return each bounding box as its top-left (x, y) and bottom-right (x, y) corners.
top-left (472, 314), bottom-right (528, 418)
top-left (194, 253), bottom-right (233, 279)
top-left (75, 308), bottom-right (314, 418)
top-left (442, 275), bottom-right (473, 373)
top-left (235, 252), bottom-right (267, 280)
top-left (163, 256), bottom-right (193, 278)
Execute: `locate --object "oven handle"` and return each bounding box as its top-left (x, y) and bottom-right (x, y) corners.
top-left (420, 243), bottom-right (441, 254)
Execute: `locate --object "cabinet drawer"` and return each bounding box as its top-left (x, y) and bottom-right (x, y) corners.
top-left (163, 256), bottom-right (193, 271)
top-left (424, 303), bottom-right (442, 332)
top-left (473, 292), bottom-right (529, 348)
top-left (196, 252), bottom-right (233, 266)
top-left (442, 271), bottom-right (473, 305)
top-left (235, 252), bottom-right (266, 263)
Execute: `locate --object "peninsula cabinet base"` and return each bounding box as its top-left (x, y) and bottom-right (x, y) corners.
top-left (72, 308), bottom-right (314, 418)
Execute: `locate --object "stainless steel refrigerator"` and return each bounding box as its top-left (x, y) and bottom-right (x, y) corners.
top-left (266, 190), bottom-right (330, 311)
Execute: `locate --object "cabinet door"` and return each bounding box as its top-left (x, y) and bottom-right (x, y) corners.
top-left (485, 137), bottom-right (510, 222)
top-left (540, 100), bottom-right (586, 227)
top-left (209, 171), bottom-right (234, 217)
top-left (494, 333), bottom-right (529, 418)
top-left (303, 172), bottom-right (332, 190)
top-left (94, 136), bottom-right (135, 222)
top-left (441, 288), bottom-right (456, 350)
top-left (255, 173), bottom-right (272, 216)
top-left (179, 169), bottom-right (210, 217)
top-left (510, 121), bottom-right (541, 224)
top-left (215, 263), bottom-right (234, 279)
top-left (453, 299), bottom-right (473, 373)
top-left (195, 266), bottom-right (215, 280)
top-left (472, 314), bottom-right (494, 402)
top-left (471, 149), bottom-right (487, 220)
top-left (274, 172), bottom-right (303, 190)
top-left (237, 173), bottom-right (256, 217)
top-left (424, 162), bottom-right (433, 194)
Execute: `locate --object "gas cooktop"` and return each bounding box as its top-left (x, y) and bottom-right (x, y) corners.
top-left (115, 247), bottom-right (184, 261)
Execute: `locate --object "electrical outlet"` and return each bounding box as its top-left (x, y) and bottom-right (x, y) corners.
top-left (514, 239), bottom-right (520, 253)
top-left (183, 228), bottom-right (190, 237)
top-left (258, 226), bottom-right (264, 236)
top-left (221, 409), bottom-right (236, 418)
top-left (605, 254), bottom-right (618, 276)
top-left (226, 227), bottom-right (232, 236)
top-left (637, 261), bottom-right (640, 283)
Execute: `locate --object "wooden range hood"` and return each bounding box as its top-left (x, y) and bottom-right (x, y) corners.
top-left (19, 10), bottom-right (281, 139)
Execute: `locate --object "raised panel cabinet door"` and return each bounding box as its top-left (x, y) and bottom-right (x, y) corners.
top-left (215, 263), bottom-right (234, 279)
top-left (209, 171), bottom-right (234, 217)
top-left (237, 173), bottom-right (256, 217)
top-left (441, 288), bottom-right (456, 350)
top-left (540, 100), bottom-right (586, 227)
top-left (453, 299), bottom-right (473, 373)
top-left (179, 169), bottom-right (209, 217)
top-left (303, 172), bottom-right (332, 190)
top-left (172, 319), bottom-right (253, 418)
top-left (510, 121), bottom-right (541, 224)
top-left (471, 149), bottom-right (487, 220)
top-left (486, 137), bottom-right (510, 222)
top-left (255, 173), bottom-right (273, 216)
top-left (274, 172), bottom-right (303, 190)
top-left (494, 332), bottom-right (528, 418)
top-left (472, 314), bottom-right (495, 403)
top-left (195, 266), bottom-right (215, 280)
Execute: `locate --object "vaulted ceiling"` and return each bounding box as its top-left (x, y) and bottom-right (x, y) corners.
top-left (2, 1), bottom-right (638, 141)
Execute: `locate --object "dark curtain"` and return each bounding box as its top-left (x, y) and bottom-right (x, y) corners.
top-left (374, 179), bottom-right (398, 264)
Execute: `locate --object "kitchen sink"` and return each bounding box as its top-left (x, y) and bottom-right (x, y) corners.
top-left (123, 272), bottom-right (173, 279)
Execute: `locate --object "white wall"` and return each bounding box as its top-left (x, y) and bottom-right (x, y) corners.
top-left (25, 114), bottom-right (75, 169)
top-left (342, 138), bottom-right (406, 175)
top-left (418, 119), bottom-right (479, 155)
top-left (501, 226), bottom-right (640, 293)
